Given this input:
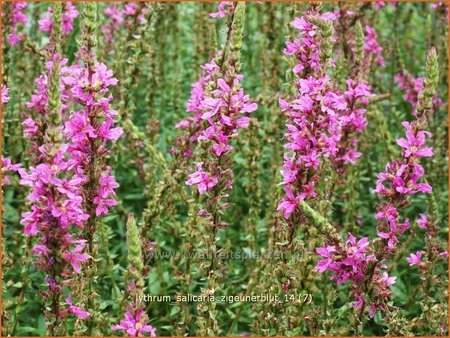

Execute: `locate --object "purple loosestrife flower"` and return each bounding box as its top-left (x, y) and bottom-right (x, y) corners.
top-left (1, 157), bottom-right (22, 185)
top-left (2, 85), bottom-right (9, 105)
top-left (65, 62), bottom-right (123, 220)
top-left (19, 148), bottom-right (91, 322)
top-left (284, 15), bottom-right (323, 75)
top-left (176, 2), bottom-right (256, 245)
top-left (356, 48), bottom-right (438, 319)
top-left (177, 52), bottom-right (257, 198)
top-left (63, 240), bottom-right (91, 273)
top-left (39, 2), bottom-right (79, 35)
top-left (17, 4), bottom-right (98, 327)
top-left (112, 307), bottom-right (156, 337)
top-left (407, 251), bottom-right (423, 266)
top-left (102, 3), bottom-right (147, 44)
top-left (185, 162), bottom-right (219, 195)
top-left (430, 2), bottom-right (449, 19)
top-left (173, 57), bottom-right (221, 158)
top-left (5, 2), bottom-right (27, 46)
top-left (19, 157), bottom-right (90, 263)
top-left (394, 72), bottom-right (424, 109)
top-left (209, 2), bottom-right (234, 18)
top-left (373, 117), bottom-right (435, 249)
top-left (102, 5), bottom-right (124, 43)
top-left (396, 125), bottom-right (433, 158)
top-left (64, 296), bottom-right (91, 319)
top-left (316, 232), bottom-right (397, 318)
top-left (278, 13), bottom-right (373, 220)
top-left (395, 71), bottom-right (442, 115)
top-left (364, 25), bottom-right (385, 67)
top-left (22, 58), bottom-right (82, 162)
top-left (331, 80), bottom-right (373, 170)
top-left (316, 233), bottom-right (398, 318)
top-left (316, 233), bottom-right (376, 285)
top-left (314, 36), bottom-right (438, 327)
top-left (93, 167), bottom-right (120, 216)
top-left (186, 71), bottom-right (257, 196)
top-left (416, 213), bottom-right (429, 230)
top-left (277, 80), bottom-right (333, 218)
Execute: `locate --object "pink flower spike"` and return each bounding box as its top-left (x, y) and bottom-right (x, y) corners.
top-left (111, 306), bottom-right (156, 337)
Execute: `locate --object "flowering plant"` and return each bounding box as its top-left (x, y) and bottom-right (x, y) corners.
top-left (1, 2), bottom-right (447, 336)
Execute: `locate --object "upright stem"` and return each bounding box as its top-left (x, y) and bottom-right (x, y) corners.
top-left (78, 3), bottom-right (101, 334)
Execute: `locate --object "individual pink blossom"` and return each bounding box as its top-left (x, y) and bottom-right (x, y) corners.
top-left (63, 241), bottom-right (91, 273)
top-left (65, 112), bottom-right (97, 141)
top-left (38, 15), bottom-right (52, 33)
top-left (380, 272), bottom-right (396, 287)
top-left (315, 245), bottom-right (336, 273)
top-left (65, 296), bottom-right (91, 319)
top-left (374, 161), bottom-right (432, 197)
top-left (277, 186), bottom-right (305, 219)
top-left (112, 306), bottom-right (156, 337)
top-left (185, 162), bottom-right (219, 195)
top-left (2, 85), bottom-right (9, 105)
top-left (1, 157), bottom-right (22, 185)
top-left (377, 218), bottom-right (409, 249)
top-left (416, 213), bottom-right (429, 230)
top-left (406, 251), bottom-right (423, 266)
top-left (22, 118), bottom-right (39, 137)
top-left (209, 2), bottom-right (234, 18)
top-left (123, 3), bottom-right (139, 16)
top-left (93, 196), bottom-right (118, 217)
top-left (396, 124), bottom-right (433, 158)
